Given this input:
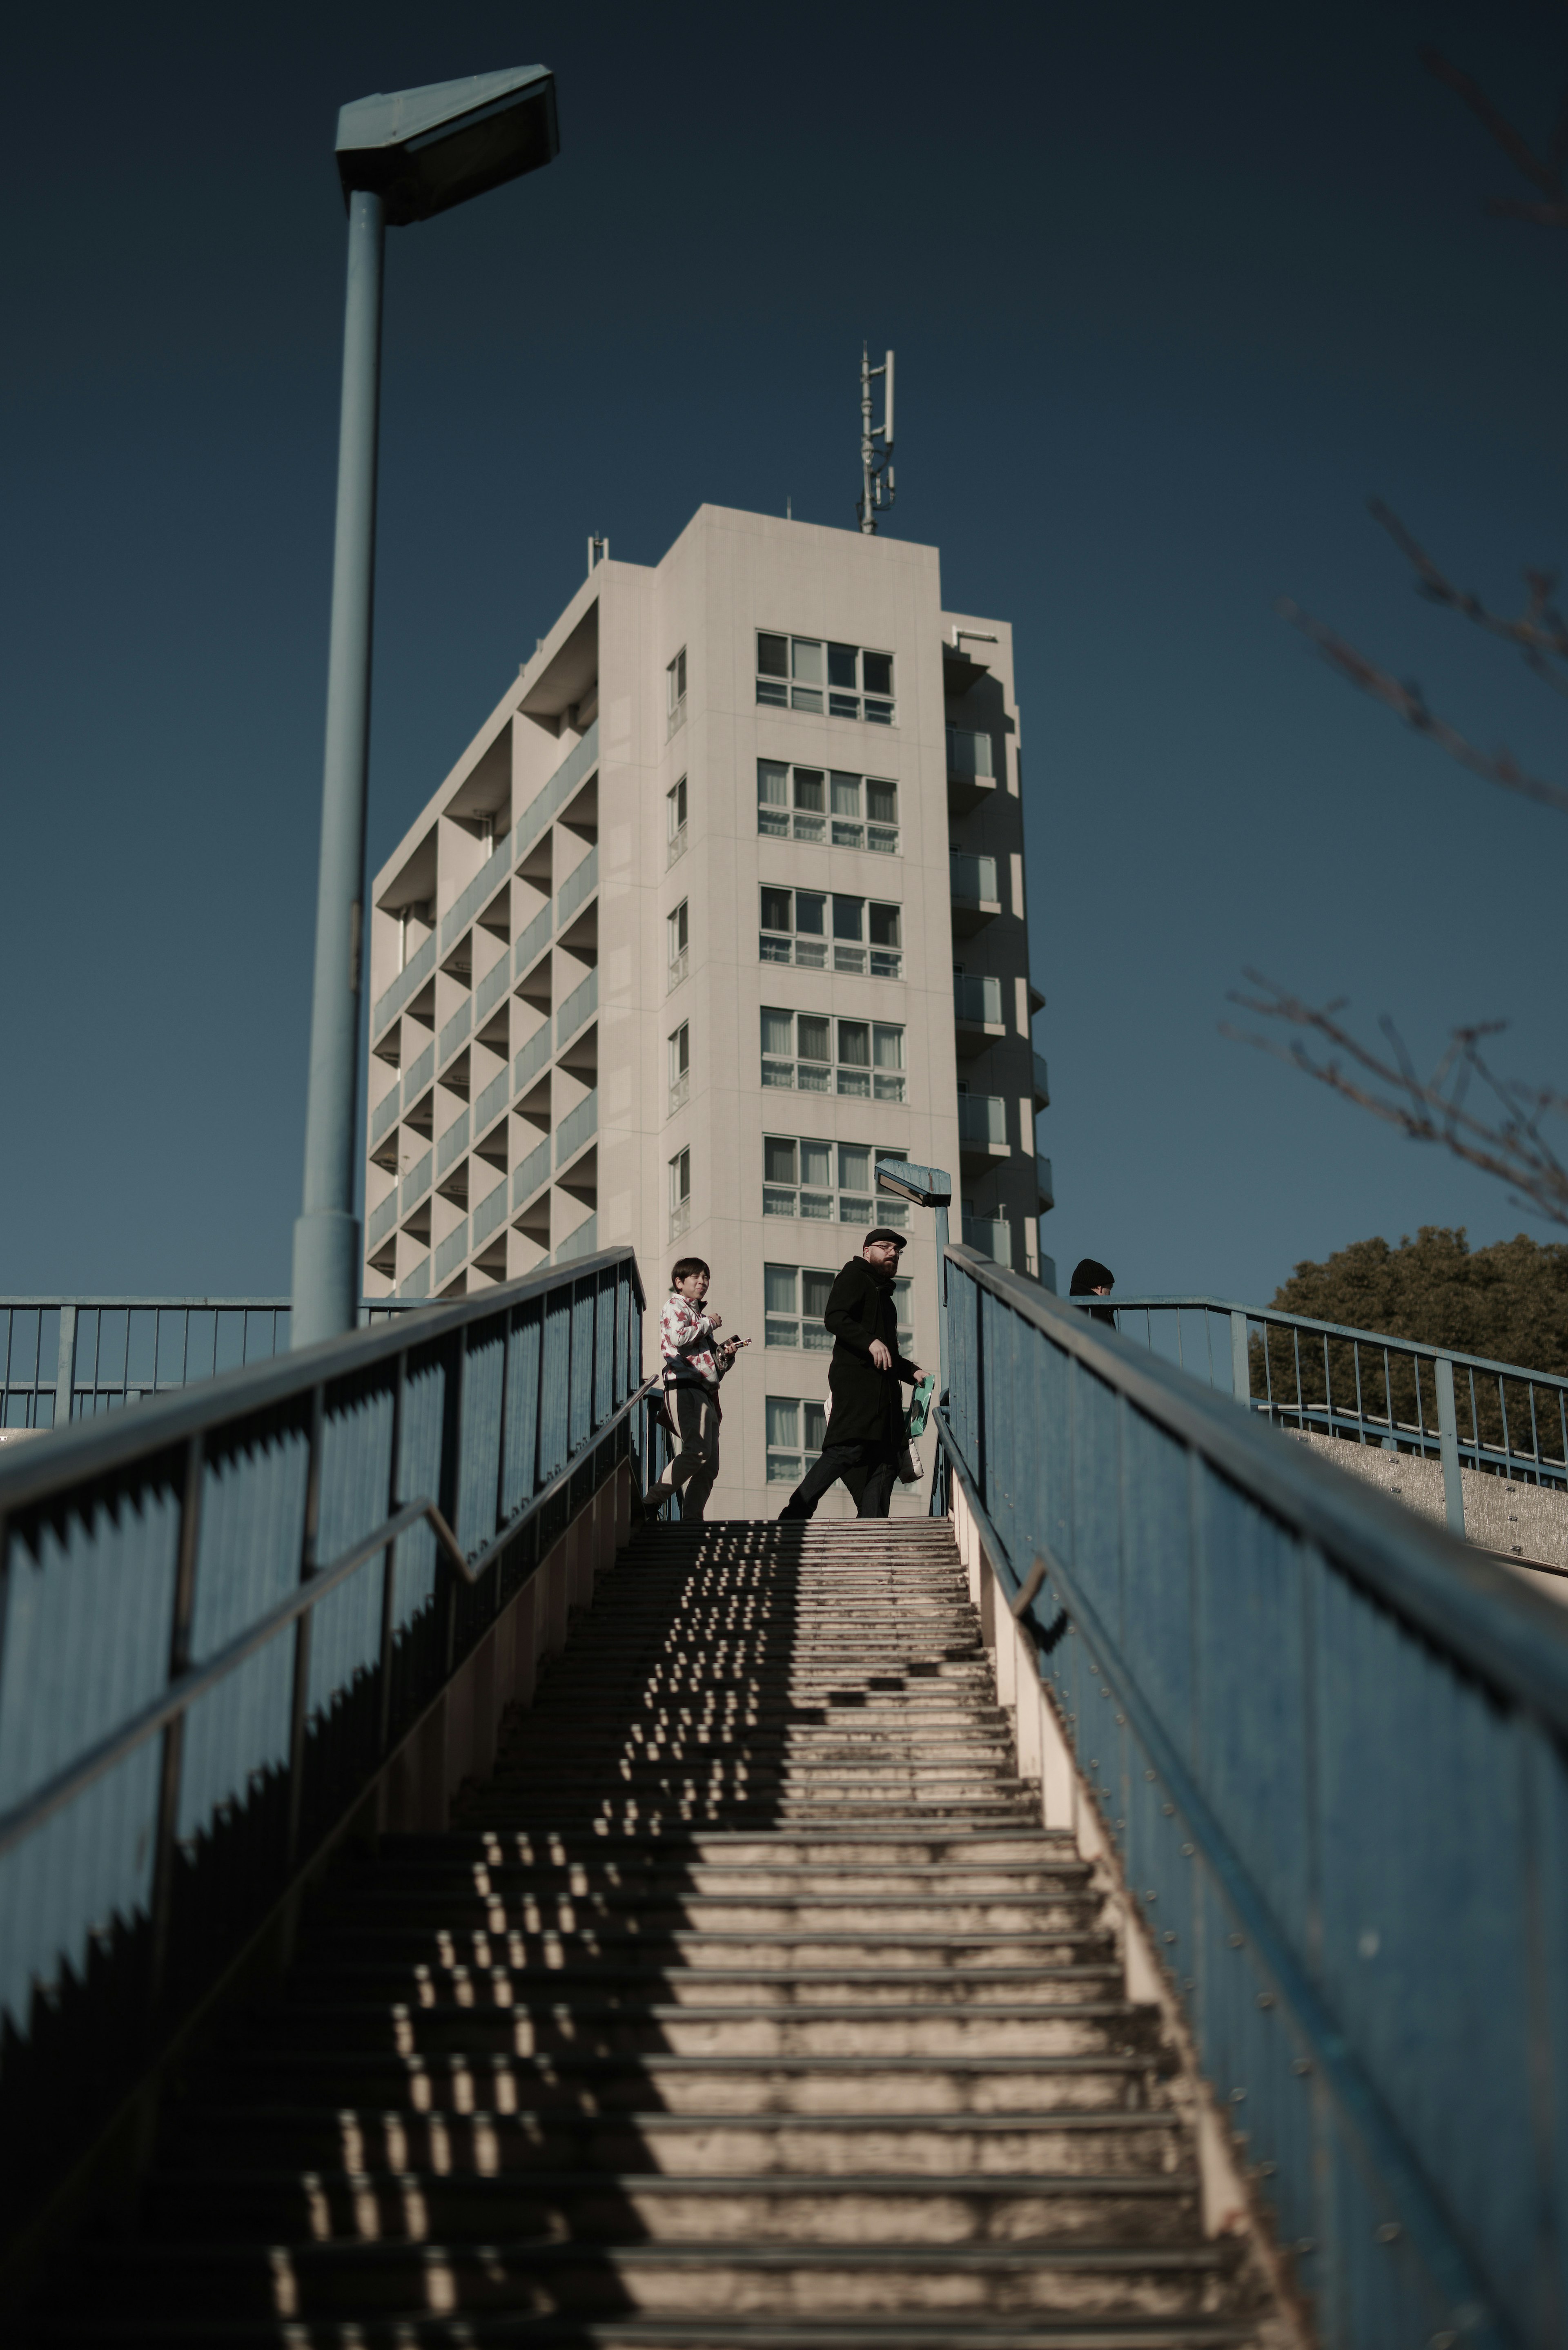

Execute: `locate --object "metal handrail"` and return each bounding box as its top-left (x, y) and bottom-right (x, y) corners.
top-left (1080, 1293), bottom-right (1568, 1395)
top-left (935, 1242), bottom-right (1568, 2347)
top-left (0, 1376), bottom-right (659, 1868)
top-left (0, 1247), bottom-right (648, 2253)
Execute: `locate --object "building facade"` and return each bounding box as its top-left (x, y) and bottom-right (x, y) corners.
top-left (364, 505), bottom-right (1051, 1519)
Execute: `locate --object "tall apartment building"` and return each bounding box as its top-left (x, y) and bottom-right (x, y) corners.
top-left (364, 504), bottom-right (1051, 1519)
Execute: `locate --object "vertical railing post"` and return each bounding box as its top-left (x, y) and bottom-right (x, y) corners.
top-left (146, 1432), bottom-right (204, 2020)
top-left (1434, 1357), bottom-right (1466, 1538)
top-left (377, 1354), bottom-right (406, 1759)
top-left (934, 1205), bottom-right (951, 1405)
top-left (53, 1306), bottom-right (77, 1429)
top-left (285, 1388), bottom-right (325, 1873)
top-left (1230, 1311), bottom-right (1250, 1410)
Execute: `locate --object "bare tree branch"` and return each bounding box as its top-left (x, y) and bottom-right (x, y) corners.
top-left (1421, 46), bottom-right (1568, 207)
top-left (1368, 499), bottom-right (1568, 693)
top-left (1223, 977), bottom-right (1568, 1228)
top-left (1276, 598), bottom-right (1568, 816)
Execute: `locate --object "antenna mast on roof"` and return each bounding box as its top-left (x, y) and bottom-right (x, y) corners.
top-left (857, 345), bottom-right (895, 533)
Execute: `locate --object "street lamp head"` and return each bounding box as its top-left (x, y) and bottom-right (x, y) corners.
top-left (336, 66), bottom-right (559, 227)
top-left (875, 1158), bottom-right (953, 1211)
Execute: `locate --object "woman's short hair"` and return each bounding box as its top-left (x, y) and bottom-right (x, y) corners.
top-left (670, 1256), bottom-right (711, 1286)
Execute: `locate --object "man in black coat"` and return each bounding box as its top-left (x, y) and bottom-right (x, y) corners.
top-left (778, 1229), bottom-right (921, 1521)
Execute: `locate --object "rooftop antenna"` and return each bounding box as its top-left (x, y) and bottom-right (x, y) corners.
top-left (586, 533), bottom-right (608, 574)
top-left (857, 345), bottom-right (895, 533)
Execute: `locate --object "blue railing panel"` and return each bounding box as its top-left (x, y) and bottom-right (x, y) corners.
top-left (614, 1269), bottom-right (631, 1409)
top-left (306, 1376), bottom-right (398, 1722)
top-left (393, 1346), bottom-right (447, 1632)
top-left (538, 1290), bottom-right (570, 1484)
top-left (1194, 1474), bottom-right (1313, 1955)
top-left (570, 1281), bottom-right (595, 1456)
top-left (0, 1486), bottom-right (179, 2029)
top-left (938, 1249), bottom-right (1568, 2346)
top-left (501, 1302), bottom-right (541, 1521)
top-left (593, 1267), bottom-right (615, 1428)
top-left (457, 1322), bottom-right (505, 1552)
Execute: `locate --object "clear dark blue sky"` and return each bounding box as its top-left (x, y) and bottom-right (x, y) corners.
top-left (4, 0), bottom-right (1565, 1302)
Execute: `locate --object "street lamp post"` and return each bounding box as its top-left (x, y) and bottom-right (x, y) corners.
top-left (874, 1158), bottom-right (954, 1402)
top-left (290, 68), bottom-right (559, 1349)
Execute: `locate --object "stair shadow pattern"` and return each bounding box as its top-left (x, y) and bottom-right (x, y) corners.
top-left (33, 1518), bottom-right (1283, 2346)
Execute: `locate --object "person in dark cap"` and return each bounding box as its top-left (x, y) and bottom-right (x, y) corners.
top-left (1070, 1257), bottom-right (1116, 1329)
top-left (779, 1228), bottom-right (921, 1521)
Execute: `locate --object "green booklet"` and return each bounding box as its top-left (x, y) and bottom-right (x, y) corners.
top-left (906, 1373), bottom-right (937, 1440)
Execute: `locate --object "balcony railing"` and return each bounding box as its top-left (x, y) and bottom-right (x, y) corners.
top-left (371, 1084), bottom-right (401, 1145)
top-left (474, 1068), bottom-right (509, 1137)
top-left (474, 952), bottom-right (511, 1026)
top-left (372, 929), bottom-right (436, 1037)
top-left (667, 947), bottom-right (689, 992)
top-left (437, 1109), bottom-right (470, 1177)
top-left (960, 1212), bottom-right (1010, 1263)
top-left (1032, 1050), bottom-right (1050, 1108)
top-left (946, 725), bottom-right (994, 782)
top-left (950, 850), bottom-right (999, 903)
top-left (557, 969), bottom-right (598, 1047)
top-left (402, 1042), bottom-right (435, 1106)
top-left (513, 901), bottom-right (552, 978)
top-left (514, 1023), bottom-right (552, 1098)
top-left (958, 1093), bottom-right (1007, 1148)
top-left (512, 1135), bottom-right (550, 1208)
top-left (555, 1213), bottom-right (600, 1263)
top-left (666, 822), bottom-right (688, 868)
top-left (438, 999), bottom-right (472, 1065)
top-left (471, 1177), bottom-right (508, 1251)
top-left (400, 1150), bottom-right (433, 1217)
top-left (367, 1191), bottom-right (399, 1251)
top-left (434, 1218), bottom-right (469, 1284)
top-left (1036, 1153), bottom-right (1054, 1212)
top-left (953, 972), bottom-right (1003, 1026)
top-left (556, 1089), bottom-right (599, 1167)
top-left (556, 845), bottom-right (599, 930)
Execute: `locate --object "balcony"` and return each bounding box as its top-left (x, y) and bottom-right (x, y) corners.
top-left (950, 851), bottom-right (1001, 937)
top-left (1037, 1153), bottom-right (1055, 1213)
top-left (438, 998), bottom-right (472, 1066)
top-left (372, 930), bottom-right (436, 1039)
top-left (1032, 1051), bottom-right (1050, 1110)
top-left (434, 1218), bottom-right (469, 1286)
top-left (512, 1135), bottom-right (550, 1209)
top-left (437, 1108), bottom-right (470, 1177)
top-left (557, 969), bottom-right (598, 1048)
top-left (471, 1175), bottom-right (508, 1251)
top-left (473, 1066), bottom-right (510, 1139)
top-left (961, 1212), bottom-right (1011, 1264)
top-left (953, 970), bottom-right (1006, 1054)
top-left (555, 1212), bottom-right (599, 1264)
top-left (957, 1092), bottom-right (1009, 1158)
top-left (400, 1150), bottom-right (433, 1219)
top-left (513, 900), bottom-right (551, 978)
top-left (556, 1088), bottom-right (598, 1167)
top-left (946, 725), bottom-right (997, 818)
top-left (402, 1041), bottom-right (435, 1110)
top-left (556, 844), bottom-right (599, 930)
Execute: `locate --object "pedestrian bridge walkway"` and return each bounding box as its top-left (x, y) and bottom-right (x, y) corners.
top-left (0, 1248), bottom-right (1563, 2348)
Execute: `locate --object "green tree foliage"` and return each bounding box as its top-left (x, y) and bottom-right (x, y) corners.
top-left (1251, 1229), bottom-right (1568, 1462)
top-left (1270, 1228), bottom-right (1568, 1373)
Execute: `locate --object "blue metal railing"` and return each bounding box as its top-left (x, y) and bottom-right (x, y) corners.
top-left (0, 1249), bottom-right (650, 2246)
top-left (937, 1245), bottom-right (1568, 2350)
top-left (0, 1300), bottom-right (415, 1430)
top-left (1081, 1296), bottom-right (1568, 1510)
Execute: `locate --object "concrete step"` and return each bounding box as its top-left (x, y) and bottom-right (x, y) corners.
top-left (163, 2105), bottom-right (1189, 2179)
top-left (194, 2049), bottom-right (1169, 2114)
top-left (382, 1828), bottom-right (1080, 1866)
top-left (140, 2167), bottom-right (1205, 2250)
top-left (322, 1894), bottom-right (1100, 1936)
top-left (72, 2232), bottom-right (1242, 2323)
top-left (284, 1963), bottom-right (1126, 2012)
top-left (245, 1999), bottom-right (1155, 2061)
top-left (301, 1931), bottom-right (1116, 1974)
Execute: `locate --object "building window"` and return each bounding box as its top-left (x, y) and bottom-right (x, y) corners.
top-left (760, 889), bottom-right (901, 979)
top-left (668, 1022), bottom-right (690, 1113)
top-left (757, 634), bottom-right (894, 724)
top-left (766, 1393), bottom-right (828, 1483)
top-left (760, 1008), bottom-right (905, 1101)
top-left (761, 1136), bottom-right (910, 1229)
top-left (667, 776), bottom-right (688, 867)
top-left (757, 763), bottom-right (899, 854)
top-left (762, 1261), bottom-right (913, 1358)
top-left (953, 966), bottom-right (1004, 1026)
top-left (668, 900), bottom-right (689, 990)
top-left (669, 1146), bottom-right (691, 1238)
top-left (667, 648), bottom-right (687, 739)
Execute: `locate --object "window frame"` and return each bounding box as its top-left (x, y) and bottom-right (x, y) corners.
top-left (761, 1133), bottom-right (911, 1229)
top-left (667, 776), bottom-right (688, 867)
top-left (765, 1392), bottom-right (829, 1483)
top-left (668, 1144), bottom-right (691, 1238)
top-left (667, 899), bottom-right (690, 990)
top-left (758, 887), bottom-right (902, 978)
top-left (668, 1021), bottom-right (690, 1114)
top-left (757, 760), bottom-right (899, 853)
top-left (756, 634), bottom-right (895, 724)
top-left (760, 1008), bottom-right (906, 1101)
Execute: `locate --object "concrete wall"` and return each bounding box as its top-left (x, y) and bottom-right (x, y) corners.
top-left (1289, 1432), bottom-right (1568, 1593)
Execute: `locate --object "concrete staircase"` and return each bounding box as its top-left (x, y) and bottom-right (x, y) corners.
top-left (40, 1519), bottom-right (1284, 2345)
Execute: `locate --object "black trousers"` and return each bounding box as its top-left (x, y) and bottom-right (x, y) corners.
top-left (779, 1439), bottom-right (899, 1521)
